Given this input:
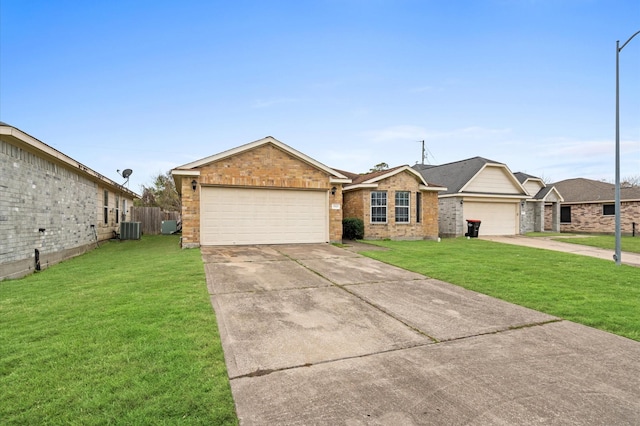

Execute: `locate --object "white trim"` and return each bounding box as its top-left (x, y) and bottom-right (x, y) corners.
top-left (171, 170), bottom-right (201, 176)
top-left (343, 183), bottom-right (379, 192)
top-left (330, 177), bottom-right (352, 184)
top-left (0, 123), bottom-right (139, 198)
top-left (419, 184), bottom-right (447, 192)
top-left (542, 186), bottom-right (565, 203)
top-left (440, 193), bottom-right (531, 201)
top-left (173, 136), bottom-right (350, 180)
top-left (395, 191), bottom-right (411, 223)
top-left (370, 190), bottom-right (388, 224)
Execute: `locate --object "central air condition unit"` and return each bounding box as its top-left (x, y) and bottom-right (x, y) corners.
top-left (120, 222), bottom-right (141, 240)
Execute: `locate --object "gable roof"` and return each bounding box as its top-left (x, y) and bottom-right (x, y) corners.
top-left (413, 156), bottom-right (527, 197)
top-left (336, 165), bottom-right (447, 192)
top-left (0, 122), bottom-right (139, 198)
top-left (171, 136), bottom-right (352, 193)
top-left (551, 178), bottom-right (640, 203)
top-left (514, 171), bottom-right (543, 184)
top-left (173, 136), bottom-right (349, 179)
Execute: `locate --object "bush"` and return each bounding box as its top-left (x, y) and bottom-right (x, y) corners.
top-left (342, 218), bottom-right (364, 240)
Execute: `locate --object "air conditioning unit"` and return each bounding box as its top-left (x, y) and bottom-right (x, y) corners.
top-left (120, 222), bottom-right (141, 240)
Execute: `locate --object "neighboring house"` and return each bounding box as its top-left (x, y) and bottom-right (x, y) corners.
top-left (514, 172), bottom-right (564, 233)
top-left (413, 157), bottom-right (532, 237)
top-left (0, 122), bottom-right (139, 280)
top-left (551, 178), bottom-right (640, 234)
top-left (337, 166), bottom-right (446, 240)
top-left (172, 136), bottom-right (351, 247)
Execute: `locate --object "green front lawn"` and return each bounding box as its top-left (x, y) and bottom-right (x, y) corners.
top-left (549, 235), bottom-right (640, 254)
top-left (360, 238), bottom-right (640, 341)
top-left (0, 235), bottom-right (237, 425)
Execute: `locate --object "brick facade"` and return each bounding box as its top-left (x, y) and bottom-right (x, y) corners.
top-left (178, 143), bottom-right (343, 247)
top-left (343, 171), bottom-right (439, 240)
top-left (557, 201), bottom-right (640, 235)
top-left (438, 197), bottom-right (464, 237)
top-left (0, 133), bottom-right (136, 280)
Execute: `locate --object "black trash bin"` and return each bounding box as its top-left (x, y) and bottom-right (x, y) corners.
top-left (465, 219), bottom-right (481, 238)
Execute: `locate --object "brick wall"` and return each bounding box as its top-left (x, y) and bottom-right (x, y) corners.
top-left (180, 143), bottom-right (341, 246)
top-left (343, 172), bottom-right (439, 240)
top-left (439, 197), bottom-right (464, 237)
top-left (559, 201), bottom-right (640, 234)
top-left (1, 137), bottom-right (133, 280)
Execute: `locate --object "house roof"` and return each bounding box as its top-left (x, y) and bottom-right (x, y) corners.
top-left (550, 178), bottom-right (640, 203)
top-left (171, 136), bottom-right (352, 194)
top-left (335, 165), bottom-right (447, 192)
top-left (514, 171), bottom-right (543, 184)
top-left (413, 156), bottom-right (527, 197)
top-left (0, 122), bottom-right (140, 198)
top-left (173, 135), bottom-right (350, 180)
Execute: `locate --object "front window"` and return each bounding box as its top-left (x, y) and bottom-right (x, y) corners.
top-left (395, 191), bottom-right (410, 223)
top-left (603, 204), bottom-right (615, 216)
top-left (371, 191), bottom-right (387, 223)
top-left (560, 206), bottom-right (571, 223)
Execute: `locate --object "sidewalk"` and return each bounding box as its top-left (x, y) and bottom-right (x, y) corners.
top-left (480, 235), bottom-right (640, 267)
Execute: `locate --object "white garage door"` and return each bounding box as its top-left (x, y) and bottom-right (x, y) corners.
top-left (463, 201), bottom-right (518, 236)
top-left (201, 187), bottom-right (328, 245)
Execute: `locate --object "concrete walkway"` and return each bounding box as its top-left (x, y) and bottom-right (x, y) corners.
top-left (203, 244), bottom-right (640, 425)
top-left (479, 235), bottom-right (640, 267)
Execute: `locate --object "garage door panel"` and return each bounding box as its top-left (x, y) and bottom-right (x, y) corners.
top-left (464, 202), bottom-right (518, 236)
top-left (201, 187), bottom-right (328, 245)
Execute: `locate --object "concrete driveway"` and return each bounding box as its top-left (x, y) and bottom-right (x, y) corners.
top-left (203, 244), bottom-right (640, 425)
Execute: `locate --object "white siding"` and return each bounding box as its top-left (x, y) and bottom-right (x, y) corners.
top-left (465, 166), bottom-right (522, 194)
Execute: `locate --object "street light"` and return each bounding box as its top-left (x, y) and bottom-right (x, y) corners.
top-left (614, 30), bottom-right (640, 266)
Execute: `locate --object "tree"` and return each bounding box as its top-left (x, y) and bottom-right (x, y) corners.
top-left (622, 175), bottom-right (640, 188)
top-left (137, 171), bottom-right (181, 211)
top-left (369, 162), bottom-right (389, 172)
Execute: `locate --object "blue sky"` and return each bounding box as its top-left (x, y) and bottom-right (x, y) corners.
top-left (1, 0), bottom-right (639, 193)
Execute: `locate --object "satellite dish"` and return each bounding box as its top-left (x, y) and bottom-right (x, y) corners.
top-left (121, 169), bottom-right (133, 179)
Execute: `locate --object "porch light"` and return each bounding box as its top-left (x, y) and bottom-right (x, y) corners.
top-left (331, 186), bottom-right (337, 196)
top-left (191, 179), bottom-right (197, 191)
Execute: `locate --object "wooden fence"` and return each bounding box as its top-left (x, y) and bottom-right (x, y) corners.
top-left (129, 207), bottom-right (181, 235)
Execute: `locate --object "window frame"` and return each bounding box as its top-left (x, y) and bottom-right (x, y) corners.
top-left (115, 195), bottom-right (120, 224)
top-left (602, 204), bottom-right (615, 216)
top-left (103, 190), bottom-right (109, 224)
top-left (560, 205), bottom-right (571, 223)
top-left (370, 191), bottom-right (387, 223)
top-left (416, 192), bottom-right (422, 223)
top-left (395, 191), bottom-right (410, 223)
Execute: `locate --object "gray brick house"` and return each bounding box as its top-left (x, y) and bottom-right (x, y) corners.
top-left (414, 157), bottom-right (562, 237)
top-left (1, 122), bottom-right (139, 280)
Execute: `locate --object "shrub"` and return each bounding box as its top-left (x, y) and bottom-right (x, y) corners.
top-left (342, 218), bottom-right (364, 240)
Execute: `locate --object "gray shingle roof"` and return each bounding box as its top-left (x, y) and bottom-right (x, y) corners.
top-left (413, 156), bottom-right (505, 195)
top-left (550, 178), bottom-right (640, 203)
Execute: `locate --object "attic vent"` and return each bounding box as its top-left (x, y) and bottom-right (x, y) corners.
top-left (120, 222), bottom-right (141, 240)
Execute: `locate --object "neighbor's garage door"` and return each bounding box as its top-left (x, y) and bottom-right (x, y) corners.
top-left (201, 187), bottom-right (328, 245)
top-left (463, 201), bottom-right (518, 236)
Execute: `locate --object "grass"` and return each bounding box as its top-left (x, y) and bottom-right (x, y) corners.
top-left (549, 235), bottom-right (640, 254)
top-left (360, 238), bottom-right (640, 341)
top-left (0, 235), bottom-right (238, 425)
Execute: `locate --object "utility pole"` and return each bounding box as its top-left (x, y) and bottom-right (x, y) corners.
top-left (418, 140), bottom-right (426, 165)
